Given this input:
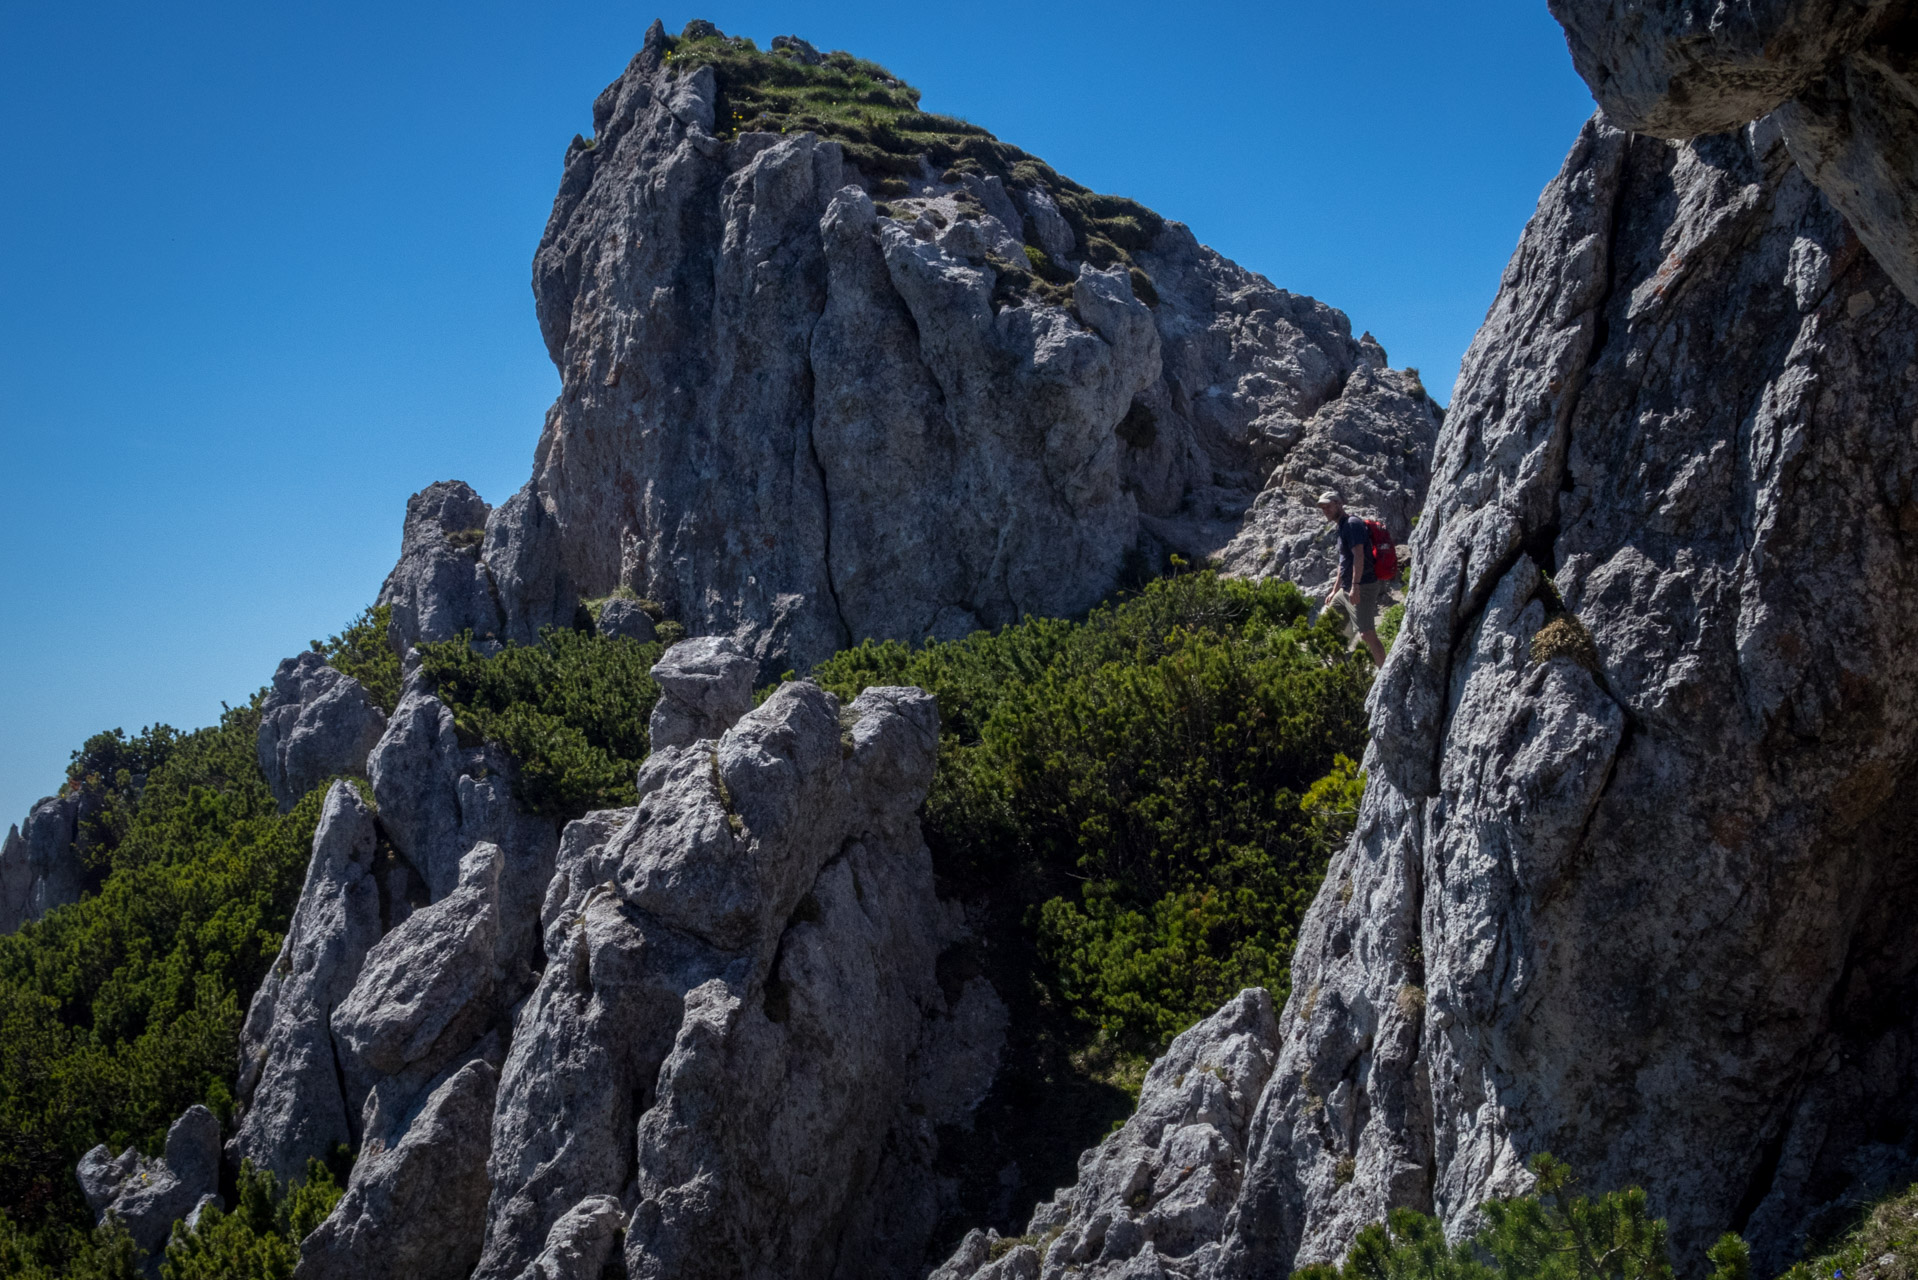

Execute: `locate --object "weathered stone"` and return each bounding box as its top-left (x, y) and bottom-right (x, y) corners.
top-left (771, 34), bottom-right (824, 65)
top-left (932, 992), bottom-right (1281, 1280)
top-left (1548, 0), bottom-right (1918, 304)
top-left (485, 482), bottom-right (576, 646)
top-left (471, 683), bottom-right (1001, 1280)
top-left (296, 1059), bottom-right (498, 1280)
top-left (367, 690), bottom-right (557, 976)
top-left (512, 20), bottom-right (1436, 675)
top-left (512, 1194), bottom-right (627, 1280)
top-left (595, 595), bottom-right (656, 643)
top-left (1213, 355), bottom-right (1436, 597)
top-left (257, 651), bottom-right (388, 811)
top-left (1206, 115), bottom-right (1918, 1277)
top-left (231, 782), bottom-right (382, 1182)
top-left (378, 480), bottom-right (501, 652)
top-left (77, 1105), bottom-right (222, 1270)
top-left (332, 843), bottom-right (504, 1141)
top-left (0, 792), bottom-right (81, 934)
top-left (645, 636), bottom-right (757, 751)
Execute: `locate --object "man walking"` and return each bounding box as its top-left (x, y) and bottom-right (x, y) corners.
top-left (1318, 489), bottom-right (1387, 666)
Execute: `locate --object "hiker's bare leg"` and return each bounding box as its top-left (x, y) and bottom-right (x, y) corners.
top-left (1360, 629), bottom-right (1385, 666)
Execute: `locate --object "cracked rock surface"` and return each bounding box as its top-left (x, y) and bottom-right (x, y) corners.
top-left (1548, 0), bottom-right (1918, 304)
top-left (375, 20), bottom-right (1437, 677)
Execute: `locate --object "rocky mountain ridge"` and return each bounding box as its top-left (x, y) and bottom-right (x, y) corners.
top-left (11, 5), bottom-right (1918, 1279)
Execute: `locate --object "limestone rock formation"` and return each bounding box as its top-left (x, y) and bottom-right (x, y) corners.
top-left (257, 651), bottom-right (388, 810)
top-left (295, 1059), bottom-right (500, 1280)
top-left (595, 595), bottom-right (656, 642)
top-left (1548, 0), bottom-right (1918, 303)
top-left (934, 990), bottom-right (1283, 1280)
top-left (361, 20), bottom-right (1435, 676)
top-left (0, 792), bottom-right (81, 934)
top-left (230, 781), bottom-right (384, 1182)
top-left (77, 1105), bottom-right (222, 1270)
top-left (929, 106), bottom-right (1918, 1280)
top-left (473, 680), bottom-right (1004, 1280)
top-left (645, 635), bottom-right (758, 750)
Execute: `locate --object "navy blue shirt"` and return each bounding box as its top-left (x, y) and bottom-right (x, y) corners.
top-left (1337, 513), bottom-right (1376, 588)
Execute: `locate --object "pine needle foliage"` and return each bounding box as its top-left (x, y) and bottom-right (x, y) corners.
top-left (0, 711), bottom-right (325, 1248)
top-left (1294, 1155), bottom-right (1751, 1280)
top-left (159, 1159), bottom-right (343, 1280)
top-left (418, 627), bottom-right (666, 821)
top-left (811, 570), bottom-right (1370, 1051)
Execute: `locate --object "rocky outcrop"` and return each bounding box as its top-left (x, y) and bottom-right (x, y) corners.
top-left (931, 106), bottom-right (1918, 1280)
top-left (295, 1059), bottom-right (499, 1280)
top-left (473, 680), bottom-right (1004, 1280)
top-left (1548, 0), bottom-right (1918, 303)
top-left (257, 652), bottom-right (388, 810)
top-left (356, 20), bottom-right (1435, 678)
top-left (645, 635), bottom-right (757, 750)
top-left (0, 792), bottom-right (82, 934)
top-left (934, 990), bottom-right (1282, 1280)
top-left (78, 1105), bottom-right (222, 1270)
top-left (231, 781), bottom-right (384, 1182)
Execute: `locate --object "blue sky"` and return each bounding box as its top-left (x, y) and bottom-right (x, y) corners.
top-left (0, 1), bottom-right (1597, 826)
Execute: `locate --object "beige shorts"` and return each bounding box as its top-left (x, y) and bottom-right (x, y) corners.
top-left (1341, 580), bottom-right (1382, 633)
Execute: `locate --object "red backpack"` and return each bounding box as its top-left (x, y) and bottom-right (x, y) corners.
top-left (1364, 519), bottom-right (1399, 582)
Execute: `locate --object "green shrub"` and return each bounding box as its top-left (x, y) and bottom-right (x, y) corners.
top-left (1378, 603), bottom-right (1406, 653)
top-left (1296, 1155), bottom-right (1750, 1280)
top-left (314, 604), bottom-right (401, 714)
top-left (0, 711), bottom-right (325, 1245)
top-left (418, 627), bottom-right (665, 821)
top-left (159, 1158), bottom-right (343, 1280)
top-left (1782, 1179), bottom-right (1918, 1280)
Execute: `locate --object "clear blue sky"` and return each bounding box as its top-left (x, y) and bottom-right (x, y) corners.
top-left (0, 1), bottom-right (1596, 826)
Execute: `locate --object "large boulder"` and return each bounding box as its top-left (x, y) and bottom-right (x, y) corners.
top-left (646, 636), bottom-right (759, 751)
top-left (256, 651), bottom-right (388, 810)
top-left (1548, 0), bottom-right (1918, 304)
top-left (470, 682), bottom-right (1004, 1280)
top-left (77, 1105), bottom-right (222, 1271)
top-left (0, 792), bottom-right (82, 934)
top-left (294, 1059), bottom-right (499, 1280)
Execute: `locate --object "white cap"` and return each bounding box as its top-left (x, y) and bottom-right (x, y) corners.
top-left (1317, 489), bottom-right (1343, 505)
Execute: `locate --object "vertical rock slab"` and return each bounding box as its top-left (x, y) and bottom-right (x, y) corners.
top-left (1214, 114), bottom-right (1918, 1276)
top-left (471, 683), bottom-right (1002, 1280)
top-left (378, 480), bottom-right (502, 652)
top-left (295, 1059), bottom-right (499, 1280)
top-left (0, 793), bottom-right (82, 934)
top-left (231, 781), bottom-right (383, 1182)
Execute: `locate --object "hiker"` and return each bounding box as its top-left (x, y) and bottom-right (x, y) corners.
top-left (1318, 489), bottom-right (1388, 666)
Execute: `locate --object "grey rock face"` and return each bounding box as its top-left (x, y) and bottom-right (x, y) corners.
top-left (1213, 355), bottom-right (1434, 597)
top-left (469, 682), bottom-right (1002, 1280)
top-left (378, 480), bottom-right (502, 652)
top-left (934, 991), bottom-right (1282, 1280)
top-left (0, 792), bottom-right (82, 934)
top-left (645, 636), bottom-right (758, 751)
top-left (77, 1105), bottom-right (222, 1268)
top-left (231, 782), bottom-right (383, 1182)
top-left (332, 842), bottom-right (504, 1144)
top-left (513, 1195), bottom-right (627, 1280)
top-left (595, 595), bottom-right (656, 642)
top-left (1208, 116), bottom-right (1918, 1277)
top-left (1547, 0), bottom-right (1918, 304)
top-left (257, 651), bottom-right (388, 811)
top-left (507, 21), bottom-right (1436, 676)
top-left (367, 689), bottom-right (557, 973)
top-left (295, 1059), bottom-right (499, 1280)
